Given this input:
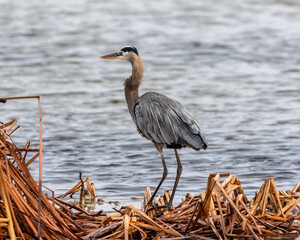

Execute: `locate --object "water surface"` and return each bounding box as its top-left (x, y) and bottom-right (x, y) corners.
top-left (0, 0), bottom-right (299, 206)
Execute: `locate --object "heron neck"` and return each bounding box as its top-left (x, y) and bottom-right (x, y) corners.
top-left (124, 56), bottom-right (144, 119)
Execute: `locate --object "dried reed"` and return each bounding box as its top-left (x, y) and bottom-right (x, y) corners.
top-left (0, 97), bottom-right (299, 239)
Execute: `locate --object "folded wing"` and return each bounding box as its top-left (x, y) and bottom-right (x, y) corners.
top-left (134, 92), bottom-right (207, 150)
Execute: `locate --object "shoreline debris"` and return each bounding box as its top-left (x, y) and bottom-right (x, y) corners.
top-left (1, 116), bottom-right (299, 239)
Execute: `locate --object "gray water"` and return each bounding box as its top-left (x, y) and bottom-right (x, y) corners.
top-left (0, 0), bottom-right (300, 206)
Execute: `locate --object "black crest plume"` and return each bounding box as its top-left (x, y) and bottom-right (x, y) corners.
top-left (120, 46), bottom-right (139, 56)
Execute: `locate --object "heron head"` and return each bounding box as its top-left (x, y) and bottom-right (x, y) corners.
top-left (100, 46), bottom-right (139, 61)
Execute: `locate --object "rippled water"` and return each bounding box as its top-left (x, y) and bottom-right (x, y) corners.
top-left (1, 0), bottom-right (300, 206)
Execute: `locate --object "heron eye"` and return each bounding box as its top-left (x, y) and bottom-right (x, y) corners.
top-left (119, 51), bottom-right (124, 56)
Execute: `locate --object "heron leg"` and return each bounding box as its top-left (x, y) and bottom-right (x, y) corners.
top-left (167, 148), bottom-right (182, 208)
top-left (147, 143), bottom-right (168, 205)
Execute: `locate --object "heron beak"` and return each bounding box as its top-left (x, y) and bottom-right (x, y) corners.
top-left (100, 52), bottom-right (122, 60)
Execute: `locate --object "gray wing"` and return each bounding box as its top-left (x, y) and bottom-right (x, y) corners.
top-left (134, 92), bottom-right (207, 150)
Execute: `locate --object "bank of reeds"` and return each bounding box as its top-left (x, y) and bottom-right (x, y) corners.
top-left (0, 99), bottom-right (299, 239)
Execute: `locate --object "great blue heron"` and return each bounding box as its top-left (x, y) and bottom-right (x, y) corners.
top-left (101, 46), bottom-right (207, 209)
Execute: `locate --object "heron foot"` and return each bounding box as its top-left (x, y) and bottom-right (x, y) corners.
top-left (145, 202), bottom-right (173, 217)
